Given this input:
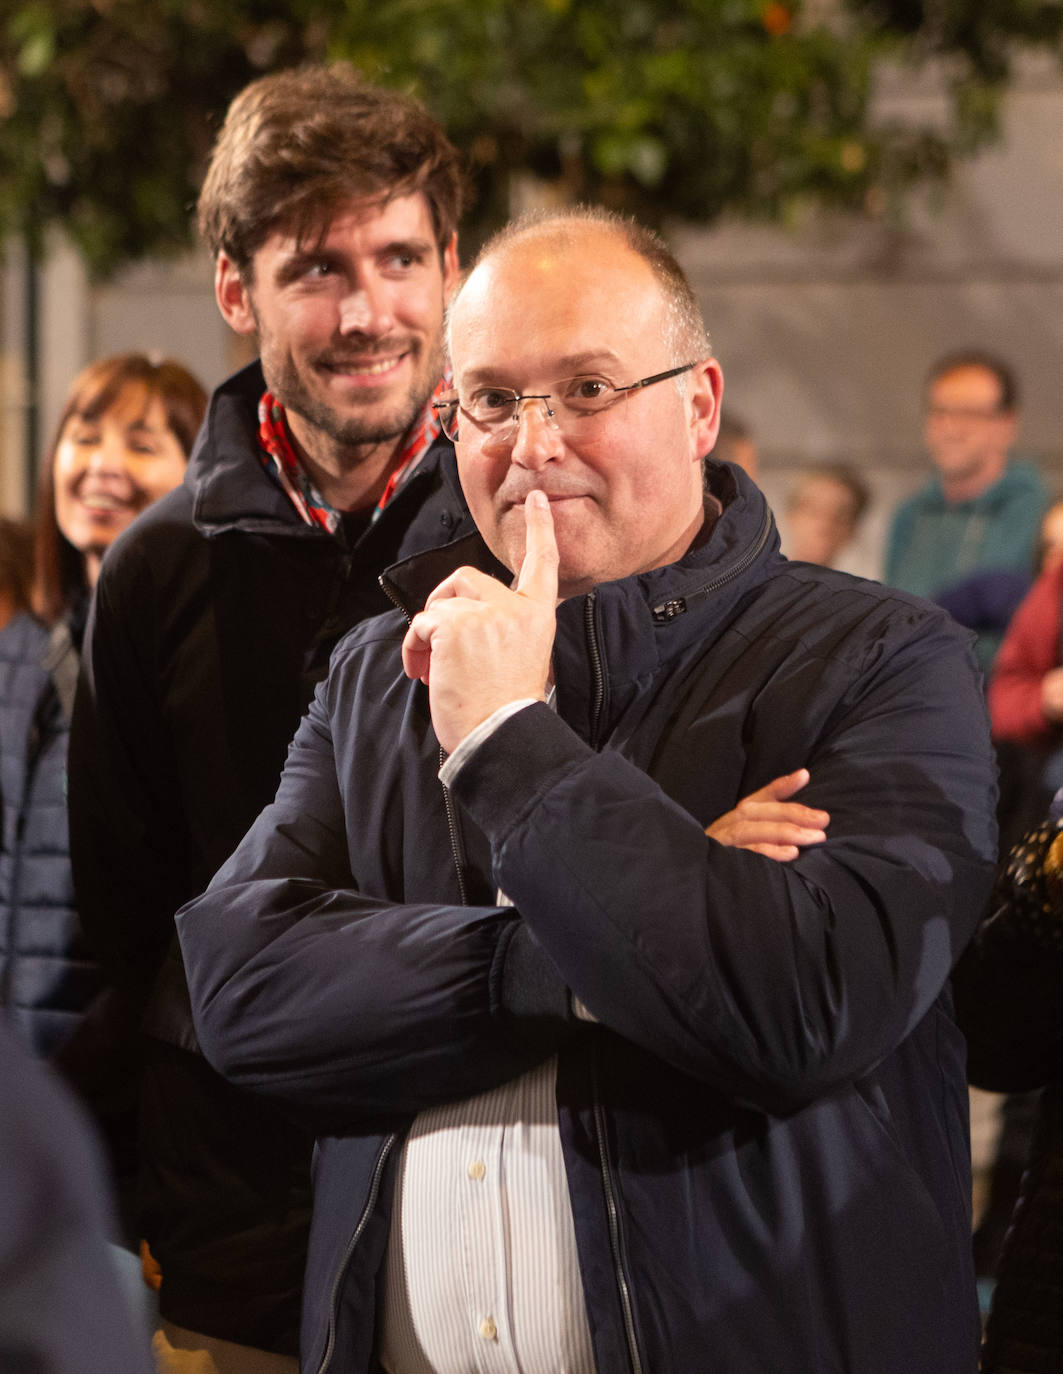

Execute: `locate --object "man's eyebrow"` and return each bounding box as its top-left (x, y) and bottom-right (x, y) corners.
top-left (553, 351), bottom-right (625, 374)
top-left (376, 237), bottom-right (434, 257)
top-left (460, 350), bottom-right (625, 386)
top-left (275, 237), bottom-right (435, 279)
top-left (286, 234), bottom-right (435, 258)
top-left (272, 249), bottom-right (323, 282)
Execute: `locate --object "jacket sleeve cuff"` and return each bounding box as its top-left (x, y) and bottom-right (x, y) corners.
top-left (490, 921), bottom-right (576, 1054)
top-left (438, 699), bottom-right (541, 787)
top-left (447, 701), bottom-right (591, 844)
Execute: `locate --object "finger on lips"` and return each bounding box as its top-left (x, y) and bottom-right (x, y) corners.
top-left (516, 490), bottom-right (560, 603)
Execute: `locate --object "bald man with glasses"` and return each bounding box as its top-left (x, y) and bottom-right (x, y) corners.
top-left (178, 207), bottom-right (997, 1374)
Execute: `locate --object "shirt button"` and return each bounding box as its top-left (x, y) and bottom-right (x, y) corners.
top-left (479, 1317), bottom-right (497, 1341)
top-left (467, 1160), bottom-right (486, 1181)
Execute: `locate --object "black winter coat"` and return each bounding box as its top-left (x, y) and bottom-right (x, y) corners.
top-left (67, 361), bottom-right (475, 1353)
top-left (0, 609), bottom-right (100, 1056)
top-left (179, 463), bottom-right (998, 1374)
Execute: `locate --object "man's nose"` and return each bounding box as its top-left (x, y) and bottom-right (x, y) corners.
top-left (337, 274), bottom-right (394, 336)
top-left (508, 398), bottom-right (562, 469)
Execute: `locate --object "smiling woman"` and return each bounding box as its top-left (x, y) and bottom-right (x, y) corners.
top-left (0, 352), bottom-right (205, 1091)
top-left (35, 354), bottom-right (206, 619)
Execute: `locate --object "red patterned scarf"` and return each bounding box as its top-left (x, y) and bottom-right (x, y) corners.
top-left (257, 373), bottom-right (450, 534)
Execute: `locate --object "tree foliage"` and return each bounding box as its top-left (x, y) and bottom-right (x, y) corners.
top-left (2, 0), bottom-right (1061, 276)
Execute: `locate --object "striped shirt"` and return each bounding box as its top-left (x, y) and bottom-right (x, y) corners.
top-left (381, 700), bottom-right (594, 1372)
top-left (378, 1055), bottom-right (595, 1373)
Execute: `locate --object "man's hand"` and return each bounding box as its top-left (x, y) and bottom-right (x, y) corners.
top-left (706, 769), bottom-right (829, 861)
top-left (401, 490), bottom-right (559, 754)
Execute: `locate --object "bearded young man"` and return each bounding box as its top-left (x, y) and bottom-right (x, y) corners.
top-left (177, 208), bottom-right (998, 1374)
top-left (67, 65), bottom-right (476, 1372)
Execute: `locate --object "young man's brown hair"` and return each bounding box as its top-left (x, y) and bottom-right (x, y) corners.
top-left (197, 63), bottom-right (465, 276)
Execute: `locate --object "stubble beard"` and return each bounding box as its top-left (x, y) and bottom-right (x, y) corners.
top-left (265, 336), bottom-right (446, 461)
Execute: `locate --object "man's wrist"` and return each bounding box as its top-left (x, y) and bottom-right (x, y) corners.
top-left (438, 699), bottom-right (541, 786)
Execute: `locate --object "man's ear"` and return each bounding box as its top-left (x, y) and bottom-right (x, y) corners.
top-left (441, 232), bottom-right (460, 304)
top-left (690, 358), bottom-right (724, 461)
top-left (215, 252), bottom-right (257, 336)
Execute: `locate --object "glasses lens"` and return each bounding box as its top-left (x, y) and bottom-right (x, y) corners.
top-left (560, 377), bottom-right (616, 415)
top-left (433, 396), bottom-right (460, 441)
top-left (468, 389), bottom-right (521, 430)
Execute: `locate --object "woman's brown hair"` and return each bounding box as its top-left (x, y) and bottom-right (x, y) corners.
top-left (0, 517), bottom-right (35, 618)
top-left (32, 353), bottom-right (207, 624)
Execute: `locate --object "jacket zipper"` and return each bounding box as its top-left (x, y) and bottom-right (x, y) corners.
top-left (315, 1134), bottom-right (396, 1374)
top-left (591, 1043), bottom-right (644, 1374)
top-left (652, 503), bottom-right (773, 624)
top-left (377, 577), bottom-right (470, 906)
top-left (589, 503), bottom-right (768, 1366)
top-left (315, 587), bottom-right (455, 1372)
top-left (583, 595), bottom-right (644, 1370)
top-left (583, 590), bottom-right (606, 749)
top-left (383, 559), bottom-right (632, 1374)
top-left (440, 747), bottom-right (470, 906)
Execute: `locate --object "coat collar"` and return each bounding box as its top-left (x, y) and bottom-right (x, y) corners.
top-left (186, 362), bottom-right (292, 533)
top-left (186, 360), bottom-right (464, 539)
top-left (383, 460), bottom-right (783, 740)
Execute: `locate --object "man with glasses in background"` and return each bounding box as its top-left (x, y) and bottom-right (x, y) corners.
top-left (178, 208), bottom-right (997, 1374)
top-left (885, 349), bottom-right (1047, 673)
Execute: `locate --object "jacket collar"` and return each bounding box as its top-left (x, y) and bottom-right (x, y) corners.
top-left (186, 362), bottom-right (290, 534)
top-left (186, 360), bottom-right (463, 538)
top-left (383, 460), bottom-right (782, 735)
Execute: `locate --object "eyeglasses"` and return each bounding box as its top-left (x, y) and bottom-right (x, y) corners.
top-left (432, 361), bottom-right (698, 442)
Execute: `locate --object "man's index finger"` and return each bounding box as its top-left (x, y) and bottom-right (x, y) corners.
top-left (515, 490), bottom-right (559, 603)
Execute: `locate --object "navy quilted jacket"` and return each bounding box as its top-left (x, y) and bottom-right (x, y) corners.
top-left (0, 609), bottom-right (99, 1055)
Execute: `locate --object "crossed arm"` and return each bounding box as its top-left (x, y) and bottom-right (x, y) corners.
top-left (405, 490), bottom-right (827, 857)
top-left (179, 495), bottom-right (992, 1127)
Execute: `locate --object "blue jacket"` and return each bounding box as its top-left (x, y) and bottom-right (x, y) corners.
top-left (0, 610), bottom-right (99, 1056)
top-left (179, 463), bottom-right (997, 1374)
